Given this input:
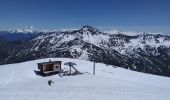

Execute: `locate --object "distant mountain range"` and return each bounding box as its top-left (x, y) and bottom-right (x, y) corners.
top-left (0, 25), bottom-right (170, 77)
top-left (0, 27), bottom-right (44, 41)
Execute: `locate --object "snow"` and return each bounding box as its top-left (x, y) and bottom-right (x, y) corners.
top-left (50, 37), bottom-right (55, 43)
top-left (105, 29), bottom-right (143, 36)
top-left (82, 29), bottom-right (110, 47)
top-left (10, 26), bottom-right (40, 33)
top-left (9, 26), bottom-right (170, 56)
top-left (14, 29), bottom-right (24, 33)
top-left (77, 50), bottom-right (89, 60)
top-left (107, 29), bottom-right (121, 35)
top-left (62, 34), bottom-right (76, 42)
top-left (0, 58), bottom-right (170, 100)
top-left (34, 46), bottom-right (39, 51)
top-left (105, 28), bottom-right (167, 36)
top-left (60, 28), bottom-right (79, 32)
top-left (111, 33), bottom-right (170, 54)
top-left (122, 31), bottom-right (142, 36)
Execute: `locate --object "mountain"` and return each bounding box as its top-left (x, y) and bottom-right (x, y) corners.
top-left (0, 27), bottom-right (45, 41)
top-left (0, 58), bottom-right (170, 100)
top-left (1, 25), bottom-right (170, 77)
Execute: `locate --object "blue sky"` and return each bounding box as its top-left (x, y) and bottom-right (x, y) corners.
top-left (0, 0), bottom-right (170, 33)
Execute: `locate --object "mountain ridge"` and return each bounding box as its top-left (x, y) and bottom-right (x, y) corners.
top-left (0, 25), bottom-right (170, 77)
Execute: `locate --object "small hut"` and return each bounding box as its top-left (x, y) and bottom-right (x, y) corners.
top-left (37, 61), bottom-right (62, 76)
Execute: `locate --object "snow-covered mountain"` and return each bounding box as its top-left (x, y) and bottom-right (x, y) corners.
top-left (0, 58), bottom-right (170, 100)
top-left (11, 26), bottom-right (40, 33)
top-left (1, 25), bottom-right (170, 77)
top-left (0, 26), bottom-right (45, 33)
top-left (105, 29), bottom-right (165, 36)
top-left (0, 27), bottom-right (48, 41)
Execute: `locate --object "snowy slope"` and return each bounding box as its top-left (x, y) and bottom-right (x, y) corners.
top-left (2, 26), bottom-right (170, 77)
top-left (0, 58), bottom-right (170, 100)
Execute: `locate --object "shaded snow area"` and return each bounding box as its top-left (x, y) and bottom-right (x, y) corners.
top-left (0, 58), bottom-right (170, 100)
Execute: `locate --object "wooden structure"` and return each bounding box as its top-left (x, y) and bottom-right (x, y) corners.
top-left (37, 61), bottom-right (62, 76)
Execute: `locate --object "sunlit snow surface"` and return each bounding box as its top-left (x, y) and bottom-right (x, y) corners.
top-left (0, 58), bottom-right (170, 100)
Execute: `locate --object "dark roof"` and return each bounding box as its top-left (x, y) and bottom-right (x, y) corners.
top-left (37, 61), bottom-right (62, 65)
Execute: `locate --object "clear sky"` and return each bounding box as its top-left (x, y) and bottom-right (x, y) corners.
top-left (0, 0), bottom-right (170, 33)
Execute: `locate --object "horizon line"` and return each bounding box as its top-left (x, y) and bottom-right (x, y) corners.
top-left (0, 25), bottom-right (170, 34)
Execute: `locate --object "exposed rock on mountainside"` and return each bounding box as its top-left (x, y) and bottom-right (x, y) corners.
top-left (1, 25), bottom-right (170, 76)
